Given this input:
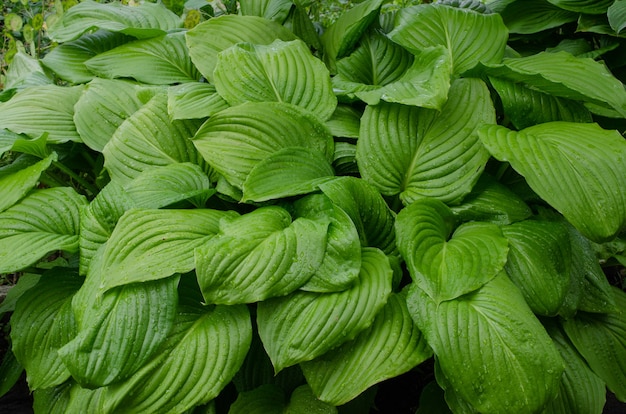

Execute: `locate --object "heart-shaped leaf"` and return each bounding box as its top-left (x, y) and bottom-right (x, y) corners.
top-left (478, 122), bottom-right (626, 242)
top-left (357, 78), bottom-right (495, 205)
top-left (257, 248), bottom-right (392, 372)
top-left (396, 198), bottom-right (509, 302)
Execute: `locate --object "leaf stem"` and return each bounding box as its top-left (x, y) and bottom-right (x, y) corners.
top-left (52, 160), bottom-right (99, 196)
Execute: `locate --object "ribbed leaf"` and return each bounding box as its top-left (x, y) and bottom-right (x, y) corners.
top-left (0, 273), bottom-right (40, 318)
top-left (196, 206), bottom-right (327, 304)
top-left (407, 274), bottom-right (564, 413)
top-left (99, 208), bottom-right (236, 292)
top-left (59, 272), bottom-right (179, 388)
top-left (102, 92), bottom-right (207, 185)
top-left (242, 147), bottom-right (335, 202)
top-left (229, 384), bottom-right (337, 414)
top-left (0, 348), bottom-right (22, 399)
top-left (388, 4), bottom-right (508, 75)
top-left (502, 219), bottom-right (573, 316)
top-left (3, 51), bottom-right (52, 93)
top-left (357, 78), bottom-right (495, 205)
top-left (544, 320), bottom-right (606, 414)
top-left (32, 378), bottom-right (72, 414)
top-left (214, 39), bottom-right (336, 121)
top-left (563, 287), bottom-right (626, 401)
top-left (320, 0), bottom-right (384, 70)
top-left (292, 194), bottom-right (361, 292)
top-left (186, 14), bottom-right (296, 82)
top-left (484, 51), bottom-right (626, 117)
top-left (450, 173), bottom-right (532, 225)
top-left (478, 122), bottom-right (626, 242)
top-left (547, 0), bottom-right (612, 14)
top-left (318, 176), bottom-right (397, 256)
top-left (257, 247), bottom-right (392, 372)
top-left (42, 30), bottom-right (133, 84)
top-left (499, 0), bottom-right (578, 34)
top-left (0, 154), bottom-right (54, 213)
top-left (396, 198), bottom-right (508, 303)
top-left (0, 129), bottom-right (21, 156)
top-left (332, 142), bottom-right (358, 175)
top-left (0, 85), bottom-right (84, 143)
top-left (85, 32), bottom-right (200, 84)
top-left (0, 187), bottom-right (87, 273)
top-left (104, 303), bottom-right (251, 413)
top-left (609, 0), bottom-right (626, 34)
top-left (333, 32), bottom-right (451, 108)
top-left (325, 105), bottom-right (361, 138)
top-left (11, 269), bottom-right (81, 390)
top-left (489, 76), bottom-right (592, 129)
top-left (191, 101), bottom-right (333, 190)
top-left (167, 82), bottom-right (229, 120)
top-left (301, 291), bottom-right (432, 405)
top-left (239, 0), bottom-right (292, 23)
top-left (48, 0), bottom-right (182, 42)
top-left (74, 78), bottom-right (159, 152)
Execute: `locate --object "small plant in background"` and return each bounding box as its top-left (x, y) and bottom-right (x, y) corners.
top-left (0, 0), bottom-right (626, 413)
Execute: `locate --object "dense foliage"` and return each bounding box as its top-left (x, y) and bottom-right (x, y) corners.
top-left (1, 0), bottom-right (626, 412)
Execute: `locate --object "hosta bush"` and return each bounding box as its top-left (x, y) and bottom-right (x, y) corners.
top-left (1, 0), bottom-right (626, 412)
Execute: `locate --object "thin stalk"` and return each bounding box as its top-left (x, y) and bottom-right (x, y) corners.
top-left (52, 160), bottom-right (99, 195)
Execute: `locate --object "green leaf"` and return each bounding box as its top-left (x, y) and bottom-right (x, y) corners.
top-left (450, 173), bottom-right (532, 225)
top-left (0, 153), bottom-right (54, 213)
top-left (242, 147), bottom-right (335, 202)
top-left (11, 133), bottom-right (52, 159)
top-left (214, 39), bottom-right (337, 121)
top-left (104, 303), bottom-right (251, 413)
top-left (257, 247), bottom-right (392, 372)
top-left (286, 385), bottom-right (337, 414)
top-left (229, 384), bottom-right (337, 414)
top-left (325, 105), bottom-right (361, 138)
top-left (32, 379), bottom-right (72, 414)
top-left (396, 198), bottom-right (508, 302)
top-left (498, 0), bottom-right (578, 34)
top-left (167, 82), bottom-right (229, 120)
top-left (489, 76), bottom-right (592, 129)
top-left (0, 273), bottom-right (40, 318)
top-left (609, 0), bottom-right (626, 34)
top-left (357, 78), bottom-right (495, 205)
top-left (102, 92), bottom-right (207, 185)
top-left (478, 122), bottom-right (626, 242)
top-left (186, 14), bottom-right (296, 83)
top-left (320, 0), bottom-right (384, 71)
top-left (407, 273), bottom-right (564, 413)
top-left (318, 176), bottom-right (397, 256)
top-left (0, 349), bottom-right (23, 399)
top-left (546, 0), bottom-right (612, 14)
top-left (85, 32), bottom-right (201, 84)
top-left (301, 291), bottom-right (432, 405)
top-left (0, 85), bottom-right (85, 143)
top-left (59, 273), bottom-right (179, 387)
top-left (333, 32), bottom-right (452, 108)
top-left (48, 0), bottom-right (182, 43)
top-left (0, 187), bottom-right (87, 274)
top-left (3, 51), bottom-right (52, 92)
top-left (388, 3), bottom-right (508, 75)
top-left (563, 287), bottom-right (626, 401)
top-left (0, 129), bottom-right (22, 157)
top-left (11, 269), bottom-right (82, 390)
top-left (74, 78), bottom-right (160, 152)
top-left (191, 101), bottom-right (333, 191)
top-left (99, 208), bottom-right (235, 292)
top-left (501, 219), bottom-right (573, 316)
top-left (483, 51), bottom-right (626, 117)
top-left (239, 0), bottom-right (293, 23)
top-left (42, 30), bottom-right (133, 84)
top-left (196, 206), bottom-right (327, 304)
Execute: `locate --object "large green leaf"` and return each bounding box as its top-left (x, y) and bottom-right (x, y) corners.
top-left (186, 14), bottom-right (296, 82)
top-left (332, 31), bottom-right (452, 108)
top-left (229, 384), bottom-right (337, 414)
top-left (257, 248), bottom-right (392, 372)
top-left (2, 51), bottom-right (52, 94)
top-left (239, 0), bottom-right (293, 23)
top-left (191, 101), bottom-right (333, 191)
top-left (48, 0), bottom-right (182, 43)
top-left (407, 273), bottom-right (564, 413)
top-left (0, 85), bottom-right (85, 143)
top-left (0, 129), bottom-right (22, 157)
top-left (501, 219), bottom-right (573, 316)
top-left (196, 206), bottom-right (327, 304)
top-left (498, 0), bottom-right (578, 34)
top-left (357, 78), bottom-right (495, 205)
top-left (42, 30), bottom-right (133, 84)
top-left (609, 0), bottom-right (626, 34)
top-left (74, 78), bottom-right (159, 152)
top-left (0, 187), bottom-right (87, 273)
top-left (214, 39), bottom-right (337, 121)
top-left (11, 269), bottom-right (81, 390)
top-left (396, 198), bottom-right (508, 303)
top-left (102, 92), bottom-right (207, 185)
top-left (0, 154), bottom-right (54, 213)
top-left (85, 32), bottom-right (200, 84)
top-left (301, 291), bottom-right (432, 405)
top-left (388, 3), bottom-right (508, 75)
top-left (563, 287), bottom-right (626, 401)
top-left (478, 122), bottom-right (626, 242)
top-left (546, 0), bottom-right (612, 14)
top-left (325, 104), bottom-right (361, 138)
top-left (104, 303), bottom-right (251, 413)
top-left (98, 208), bottom-right (235, 292)
top-left (167, 82), bottom-right (229, 120)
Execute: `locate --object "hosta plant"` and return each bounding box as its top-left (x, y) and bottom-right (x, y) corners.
top-left (1, 0), bottom-right (626, 413)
